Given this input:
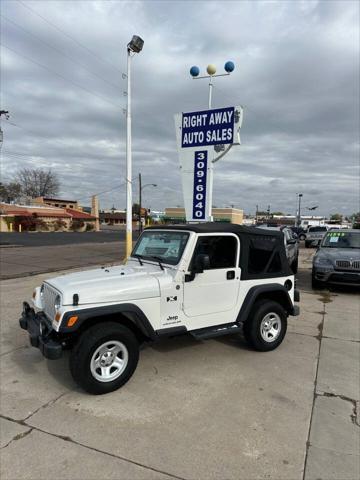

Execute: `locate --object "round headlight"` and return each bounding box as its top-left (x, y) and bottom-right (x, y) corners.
top-left (54, 294), bottom-right (61, 310)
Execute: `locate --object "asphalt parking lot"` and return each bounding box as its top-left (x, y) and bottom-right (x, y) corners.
top-left (0, 248), bottom-right (359, 480)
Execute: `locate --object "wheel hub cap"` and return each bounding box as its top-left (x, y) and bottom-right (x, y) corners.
top-left (260, 313), bottom-right (281, 343)
top-left (90, 340), bottom-right (129, 383)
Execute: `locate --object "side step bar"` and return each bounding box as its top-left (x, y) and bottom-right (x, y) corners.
top-left (190, 322), bottom-right (242, 341)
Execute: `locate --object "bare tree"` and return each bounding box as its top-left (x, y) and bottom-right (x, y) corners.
top-left (16, 168), bottom-right (60, 198)
top-left (0, 181), bottom-right (22, 203)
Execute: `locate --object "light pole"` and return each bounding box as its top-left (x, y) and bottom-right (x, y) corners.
top-left (297, 193), bottom-right (303, 227)
top-left (125, 35), bottom-right (144, 259)
top-left (138, 173), bottom-right (157, 232)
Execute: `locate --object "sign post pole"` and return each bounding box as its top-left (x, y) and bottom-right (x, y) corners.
top-left (175, 62), bottom-right (241, 223)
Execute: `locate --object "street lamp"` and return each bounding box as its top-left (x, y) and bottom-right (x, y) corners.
top-left (297, 193), bottom-right (303, 227)
top-left (138, 173), bottom-right (157, 232)
top-left (125, 35), bottom-right (144, 259)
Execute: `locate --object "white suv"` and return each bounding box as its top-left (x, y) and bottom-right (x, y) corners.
top-left (20, 224), bottom-right (300, 394)
top-left (305, 226), bottom-right (328, 248)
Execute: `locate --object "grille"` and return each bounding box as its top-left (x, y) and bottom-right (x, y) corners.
top-left (335, 260), bottom-right (360, 271)
top-left (42, 283), bottom-right (59, 320)
top-left (335, 260), bottom-right (351, 269)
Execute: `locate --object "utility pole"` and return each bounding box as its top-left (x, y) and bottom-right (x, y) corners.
top-left (138, 175), bottom-right (157, 233)
top-left (255, 204), bottom-right (258, 223)
top-left (0, 110), bottom-right (9, 150)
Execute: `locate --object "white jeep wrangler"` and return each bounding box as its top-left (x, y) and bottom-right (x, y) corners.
top-left (20, 224), bottom-right (299, 394)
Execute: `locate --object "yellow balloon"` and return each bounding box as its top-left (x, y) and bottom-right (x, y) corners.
top-left (207, 64), bottom-right (217, 75)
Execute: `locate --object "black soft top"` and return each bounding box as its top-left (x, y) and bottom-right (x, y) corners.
top-left (146, 223), bottom-right (291, 279)
top-left (146, 223), bottom-right (283, 238)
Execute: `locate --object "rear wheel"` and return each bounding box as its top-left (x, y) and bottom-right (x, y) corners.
top-left (243, 300), bottom-right (287, 351)
top-left (291, 255), bottom-right (299, 274)
top-left (70, 322), bottom-right (139, 394)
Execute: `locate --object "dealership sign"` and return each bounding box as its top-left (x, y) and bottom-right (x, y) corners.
top-left (181, 107), bottom-right (235, 148)
top-left (175, 105), bottom-right (243, 222)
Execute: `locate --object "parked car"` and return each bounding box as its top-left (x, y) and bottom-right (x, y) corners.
top-left (312, 229), bottom-right (360, 288)
top-left (258, 226), bottom-right (299, 273)
top-left (290, 226), bottom-right (306, 240)
top-left (19, 223), bottom-right (299, 394)
top-left (305, 226), bottom-right (328, 248)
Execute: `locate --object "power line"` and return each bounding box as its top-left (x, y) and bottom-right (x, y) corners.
top-left (2, 119), bottom-right (81, 149)
top-left (18, 0), bottom-right (123, 75)
top-left (1, 14), bottom-right (120, 91)
top-left (1, 43), bottom-right (121, 107)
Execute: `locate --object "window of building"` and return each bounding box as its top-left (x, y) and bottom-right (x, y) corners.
top-left (192, 235), bottom-right (237, 269)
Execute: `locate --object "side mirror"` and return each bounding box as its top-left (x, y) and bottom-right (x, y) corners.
top-left (193, 254), bottom-right (210, 273)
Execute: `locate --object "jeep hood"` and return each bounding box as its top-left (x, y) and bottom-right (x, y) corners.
top-left (46, 264), bottom-right (163, 305)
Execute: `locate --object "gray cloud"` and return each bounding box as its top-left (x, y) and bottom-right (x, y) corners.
top-left (1, 0), bottom-right (359, 217)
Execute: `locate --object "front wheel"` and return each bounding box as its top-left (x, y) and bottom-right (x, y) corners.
top-left (243, 300), bottom-right (287, 351)
top-left (70, 322), bottom-right (139, 394)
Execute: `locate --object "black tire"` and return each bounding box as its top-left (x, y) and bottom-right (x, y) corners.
top-left (311, 274), bottom-right (323, 290)
top-left (70, 322), bottom-right (139, 394)
top-left (243, 299), bottom-right (287, 352)
top-left (291, 255), bottom-right (299, 274)
top-left (299, 234), bottom-right (306, 241)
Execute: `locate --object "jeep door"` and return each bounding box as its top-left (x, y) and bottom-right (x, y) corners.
top-left (183, 234), bottom-right (240, 318)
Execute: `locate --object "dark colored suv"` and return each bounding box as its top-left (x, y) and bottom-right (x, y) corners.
top-left (312, 229), bottom-right (360, 287)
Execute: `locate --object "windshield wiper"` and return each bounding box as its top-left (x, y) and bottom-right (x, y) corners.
top-left (146, 256), bottom-right (165, 271)
top-left (132, 254), bottom-right (143, 266)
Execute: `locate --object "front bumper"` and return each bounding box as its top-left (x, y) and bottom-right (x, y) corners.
top-left (19, 302), bottom-right (62, 359)
top-left (313, 268), bottom-right (360, 286)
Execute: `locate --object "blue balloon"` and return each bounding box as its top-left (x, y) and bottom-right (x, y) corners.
top-left (190, 65), bottom-right (200, 77)
top-left (224, 61), bottom-right (235, 73)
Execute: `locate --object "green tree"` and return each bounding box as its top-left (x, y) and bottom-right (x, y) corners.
top-left (330, 213), bottom-right (343, 222)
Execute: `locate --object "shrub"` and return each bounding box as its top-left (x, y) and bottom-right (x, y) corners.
top-left (71, 220), bottom-right (85, 231)
top-left (53, 219), bottom-right (68, 231)
top-left (85, 223), bottom-right (95, 231)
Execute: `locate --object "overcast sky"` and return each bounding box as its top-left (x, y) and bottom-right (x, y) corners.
top-left (1, 0), bottom-right (359, 216)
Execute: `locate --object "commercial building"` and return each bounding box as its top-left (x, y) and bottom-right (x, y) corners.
top-left (32, 196), bottom-right (81, 210)
top-left (164, 207), bottom-right (244, 224)
top-left (0, 202), bottom-right (96, 232)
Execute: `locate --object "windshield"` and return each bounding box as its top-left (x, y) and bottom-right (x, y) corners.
top-left (321, 231), bottom-right (360, 249)
top-left (132, 231), bottom-right (189, 265)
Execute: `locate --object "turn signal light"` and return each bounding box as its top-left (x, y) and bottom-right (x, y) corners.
top-left (54, 312), bottom-right (61, 323)
top-left (67, 316), bottom-right (78, 327)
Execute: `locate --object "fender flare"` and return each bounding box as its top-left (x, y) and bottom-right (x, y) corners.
top-left (236, 284), bottom-right (294, 325)
top-left (60, 303), bottom-right (156, 340)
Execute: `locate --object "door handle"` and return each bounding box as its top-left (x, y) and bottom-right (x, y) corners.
top-left (226, 270), bottom-right (235, 280)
